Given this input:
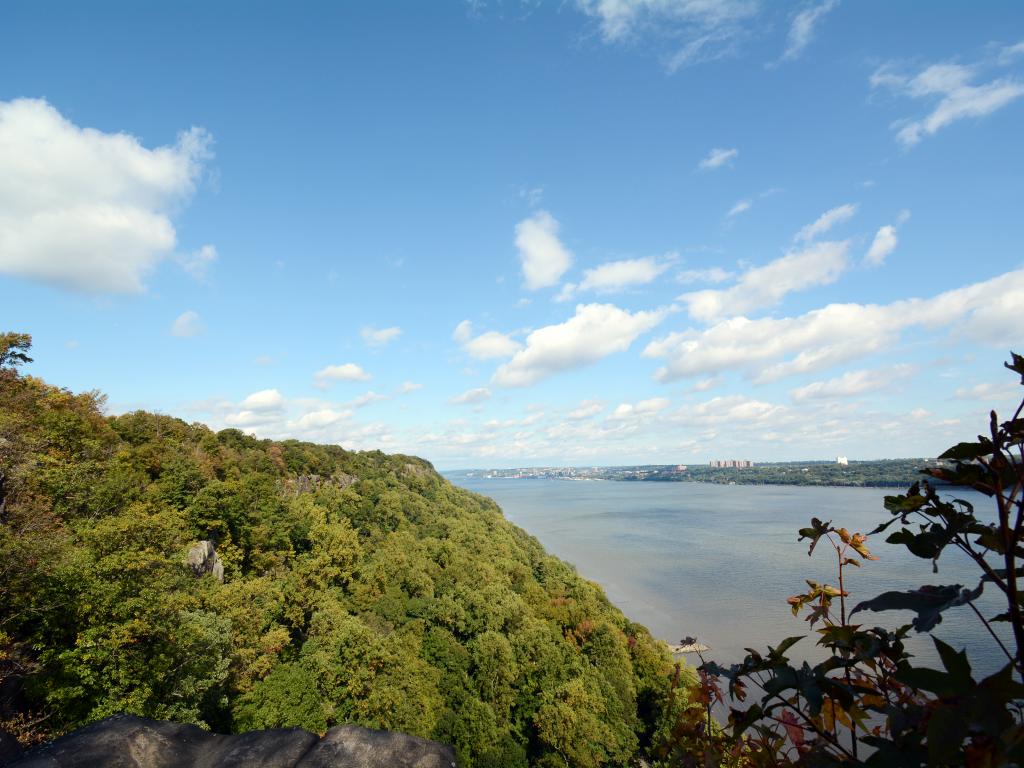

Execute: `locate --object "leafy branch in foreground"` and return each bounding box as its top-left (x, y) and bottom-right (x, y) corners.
top-left (667, 353), bottom-right (1024, 767)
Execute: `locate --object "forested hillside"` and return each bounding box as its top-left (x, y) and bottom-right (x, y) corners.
top-left (0, 335), bottom-right (689, 767)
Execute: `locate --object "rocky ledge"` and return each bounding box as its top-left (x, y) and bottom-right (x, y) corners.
top-left (2, 714), bottom-right (456, 768)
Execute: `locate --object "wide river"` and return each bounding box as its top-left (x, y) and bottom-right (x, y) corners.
top-left (446, 474), bottom-right (1010, 678)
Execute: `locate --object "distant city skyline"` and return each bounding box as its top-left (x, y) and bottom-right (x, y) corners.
top-left (2, 1), bottom-right (1022, 469)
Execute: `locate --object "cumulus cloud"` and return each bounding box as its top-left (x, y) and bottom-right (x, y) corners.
top-left (609, 397), bottom-right (671, 420)
top-left (452, 320), bottom-right (522, 360)
top-left (224, 410), bottom-right (280, 429)
top-left (581, 255), bottom-right (673, 292)
top-left (170, 310), bottom-right (203, 337)
top-left (240, 388), bottom-right (286, 411)
top-left (559, 255), bottom-right (674, 301)
top-left (780, 0), bottom-right (839, 62)
top-left (449, 387), bottom-right (492, 405)
top-left (698, 147), bottom-right (738, 169)
top-left (864, 210), bottom-right (911, 267)
top-left (466, 331), bottom-right (523, 360)
top-left (645, 267), bottom-right (1024, 383)
top-left (314, 363), bottom-right (371, 388)
top-left (794, 203), bottom-right (857, 242)
top-left (290, 408), bottom-right (353, 431)
top-left (790, 364), bottom-right (915, 401)
top-left (188, 390), bottom-right (403, 450)
top-left (221, 388), bottom-right (288, 429)
top-left (871, 61), bottom-right (1024, 147)
top-left (680, 240), bottom-right (849, 322)
top-left (0, 98), bottom-right (212, 293)
top-left (452, 320), bottom-right (473, 344)
top-left (493, 303), bottom-right (666, 387)
top-left (515, 210), bottom-right (573, 290)
top-left (398, 381), bottom-right (423, 394)
top-left (361, 326), bottom-right (402, 347)
top-left (864, 226), bottom-right (897, 266)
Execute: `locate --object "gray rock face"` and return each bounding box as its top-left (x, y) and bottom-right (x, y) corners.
top-left (0, 730), bottom-right (21, 765)
top-left (186, 540), bottom-right (224, 582)
top-left (4, 714), bottom-right (457, 768)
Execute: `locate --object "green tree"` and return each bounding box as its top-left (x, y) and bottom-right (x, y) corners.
top-left (0, 332), bottom-right (32, 372)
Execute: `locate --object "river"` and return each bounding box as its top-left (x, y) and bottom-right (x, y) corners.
top-left (446, 474), bottom-right (1011, 678)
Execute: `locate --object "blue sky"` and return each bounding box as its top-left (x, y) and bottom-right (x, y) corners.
top-left (2, 1), bottom-right (1022, 468)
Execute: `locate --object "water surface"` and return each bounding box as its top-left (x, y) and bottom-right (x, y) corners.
top-left (447, 474), bottom-right (1009, 677)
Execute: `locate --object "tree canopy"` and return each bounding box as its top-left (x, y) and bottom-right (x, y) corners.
top-left (0, 334), bottom-right (689, 767)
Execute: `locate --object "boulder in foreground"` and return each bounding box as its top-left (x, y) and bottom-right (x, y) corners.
top-left (3, 714), bottom-right (456, 768)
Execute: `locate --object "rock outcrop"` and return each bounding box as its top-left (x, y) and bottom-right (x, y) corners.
top-left (186, 540), bottom-right (224, 582)
top-left (0, 731), bottom-right (21, 765)
top-left (3, 714), bottom-right (457, 767)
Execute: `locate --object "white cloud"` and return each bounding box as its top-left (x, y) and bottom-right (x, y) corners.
top-left (794, 203), bottom-right (857, 242)
top-left (177, 244), bottom-right (218, 281)
top-left (864, 210), bottom-right (910, 266)
top-left (554, 283), bottom-right (578, 303)
top-left (560, 255), bottom-right (674, 301)
top-left (575, 0), bottom-right (759, 71)
top-left (999, 40), bottom-right (1024, 64)
top-left (170, 310), bottom-right (203, 337)
top-left (680, 240), bottom-right (849, 322)
top-left (864, 226), bottom-right (897, 266)
top-left (349, 390), bottom-right (388, 408)
top-left (0, 98), bottom-right (212, 293)
top-left (576, 0), bottom-right (757, 42)
top-left (690, 377), bottom-right (721, 392)
top-left (453, 320), bottom-right (523, 360)
top-left (871, 61), bottom-right (1024, 147)
top-left (676, 267), bottom-right (734, 284)
top-left (493, 303), bottom-right (666, 387)
top-left (780, 0), bottom-right (839, 62)
top-left (515, 210), bottom-right (573, 289)
top-left (465, 331), bottom-right (523, 360)
top-left (609, 397), bottom-right (671, 420)
top-left (519, 186), bottom-right (544, 207)
top-left (670, 394), bottom-right (788, 428)
top-left (953, 381), bottom-right (1021, 403)
top-left (698, 147), bottom-right (738, 169)
top-left (240, 388), bottom-right (286, 411)
top-left (289, 408), bottom-right (352, 431)
top-left (224, 410), bottom-right (280, 429)
top-left (398, 381), bottom-right (423, 394)
top-left (567, 399), bottom-right (605, 420)
top-left (727, 199), bottom-right (751, 217)
top-left (449, 387), bottom-right (492, 405)
top-left (361, 326), bottom-right (402, 347)
top-left (645, 267), bottom-right (1024, 383)
top-left (314, 363), bottom-right (371, 388)
top-left (453, 320), bottom-right (474, 344)
top-left (790, 364), bottom-right (914, 401)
